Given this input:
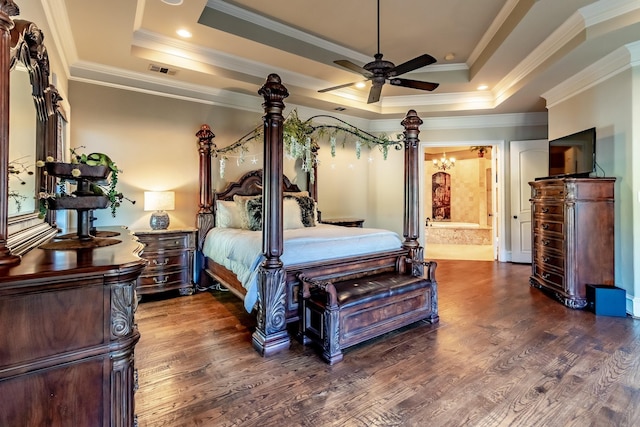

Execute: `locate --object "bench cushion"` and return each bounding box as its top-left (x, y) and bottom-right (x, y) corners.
top-left (334, 272), bottom-right (431, 308)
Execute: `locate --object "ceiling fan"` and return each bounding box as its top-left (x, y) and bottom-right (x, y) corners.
top-left (319, 0), bottom-right (440, 104)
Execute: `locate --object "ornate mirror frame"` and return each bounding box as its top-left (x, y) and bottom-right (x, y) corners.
top-left (1, 1), bottom-right (59, 265)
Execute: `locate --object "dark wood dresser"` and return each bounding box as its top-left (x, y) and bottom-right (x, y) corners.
top-left (0, 227), bottom-right (146, 426)
top-left (134, 228), bottom-right (196, 297)
top-left (529, 177), bottom-right (615, 308)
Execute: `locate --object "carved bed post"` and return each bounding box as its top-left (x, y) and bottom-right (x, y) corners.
top-left (252, 74), bottom-right (290, 356)
top-left (0, 1), bottom-right (20, 266)
top-left (196, 124), bottom-right (215, 251)
top-left (401, 109), bottom-right (424, 276)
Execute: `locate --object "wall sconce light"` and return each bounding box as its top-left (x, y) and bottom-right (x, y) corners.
top-left (433, 153), bottom-right (456, 171)
top-left (144, 191), bottom-right (175, 230)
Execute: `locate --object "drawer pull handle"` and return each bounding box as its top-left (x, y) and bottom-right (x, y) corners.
top-left (153, 276), bottom-right (168, 284)
top-left (542, 273), bottom-right (550, 279)
top-left (153, 258), bottom-right (169, 266)
top-left (542, 240), bottom-right (549, 246)
top-left (541, 207), bottom-right (549, 213)
top-left (542, 223), bottom-right (549, 230)
top-left (542, 256), bottom-right (549, 262)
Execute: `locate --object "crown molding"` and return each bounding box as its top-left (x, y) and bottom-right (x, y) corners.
top-left (542, 41), bottom-right (640, 108)
top-left (467, 0), bottom-right (521, 66)
top-left (205, 0), bottom-right (372, 65)
top-left (40, 0), bottom-right (77, 79)
top-left (69, 60), bottom-right (264, 113)
top-left (369, 112), bottom-right (547, 133)
top-left (493, 12), bottom-right (585, 105)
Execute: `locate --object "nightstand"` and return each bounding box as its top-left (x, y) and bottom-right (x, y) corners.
top-left (320, 217), bottom-right (365, 228)
top-left (134, 227), bottom-right (196, 297)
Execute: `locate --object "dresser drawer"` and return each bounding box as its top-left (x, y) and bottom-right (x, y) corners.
top-left (138, 269), bottom-right (190, 290)
top-left (140, 233), bottom-right (192, 251)
top-left (532, 184), bottom-right (565, 199)
top-left (534, 232), bottom-right (564, 253)
top-left (533, 264), bottom-right (565, 292)
top-left (533, 203), bottom-right (564, 219)
top-left (534, 247), bottom-right (564, 272)
top-left (534, 219), bottom-right (564, 235)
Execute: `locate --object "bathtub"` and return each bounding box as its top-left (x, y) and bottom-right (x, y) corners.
top-left (426, 222), bottom-right (491, 245)
top-left (430, 222), bottom-right (480, 229)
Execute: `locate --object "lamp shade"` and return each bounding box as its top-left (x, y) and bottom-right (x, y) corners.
top-left (144, 191), bottom-right (175, 212)
top-left (144, 191), bottom-right (175, 230)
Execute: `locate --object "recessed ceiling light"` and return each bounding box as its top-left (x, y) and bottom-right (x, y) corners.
top-left (444, 53), bottom-right (455, 61)
top-left (477, 84), bottom-right (489, 91)
top-left (176, 29), bottom-right (192, 38)
top-left (355, 82), bottom-right (366, 89)
top-left (162, 0), bottom-right (183, 5)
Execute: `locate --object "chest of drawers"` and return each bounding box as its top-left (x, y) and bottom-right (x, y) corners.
top-left (529, 178), bottom-right (615, 308)
top-left (134, 228), bottom-right (196, 297)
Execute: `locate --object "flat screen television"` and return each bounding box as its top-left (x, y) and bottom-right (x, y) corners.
top-left (547, 127), bottom-right (596, 178)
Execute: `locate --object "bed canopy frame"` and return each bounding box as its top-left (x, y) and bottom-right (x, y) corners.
top-left (196, 74), bottom-right (425, 356)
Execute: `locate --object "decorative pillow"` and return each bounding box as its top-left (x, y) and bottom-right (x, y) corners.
top-left (245, 197), bottom-right (263, 231)
top-left (215, 200), bottom-right (243, 228)
top-left (233, 194), bottom-right (260, 229)
top-left (284, 199), bottom-right (305, 229)
top-left (244, 197), bottom-right (308, 231)
top-left (290, 195), bottom-right (316, 227)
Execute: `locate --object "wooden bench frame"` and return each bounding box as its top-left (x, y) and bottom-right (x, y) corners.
top-left (297, 261), bottom-right (439, 364)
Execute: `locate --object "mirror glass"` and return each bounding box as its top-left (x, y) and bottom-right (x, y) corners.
top-left (8, 66), bottom-right (37, 216)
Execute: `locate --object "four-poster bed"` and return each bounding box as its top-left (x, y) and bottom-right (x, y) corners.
top-left (196, 74), bottom-right (438, 358)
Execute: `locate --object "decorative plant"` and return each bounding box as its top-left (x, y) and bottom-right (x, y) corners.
top-left (37, 147), bottom-right (135, 218)
top-left (213, 109), bottom-right (404, 182)
top-left (470, 146), bottom-right (491, 156)
top-left (8, 156), bottom-right (34, 212)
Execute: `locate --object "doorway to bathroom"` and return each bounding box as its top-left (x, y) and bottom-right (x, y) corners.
top-left (421, 142), bottom-right (501, 261)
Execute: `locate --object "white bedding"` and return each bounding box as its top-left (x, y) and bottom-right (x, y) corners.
top-left (202, 223), bottom-right (403, 311)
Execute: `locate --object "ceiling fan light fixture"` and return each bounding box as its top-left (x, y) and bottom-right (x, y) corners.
top-left (318, 0), bottom-right (439, 104)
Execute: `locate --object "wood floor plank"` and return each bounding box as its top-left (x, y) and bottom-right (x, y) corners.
top-left (134, 260), bottom-right (640, 427)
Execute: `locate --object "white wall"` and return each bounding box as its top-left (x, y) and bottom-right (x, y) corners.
top-left (546, 60), bottom-right (639, 316)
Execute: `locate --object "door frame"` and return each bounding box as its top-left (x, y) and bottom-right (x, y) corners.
top-left (419, 140), bottom-right (507, 262)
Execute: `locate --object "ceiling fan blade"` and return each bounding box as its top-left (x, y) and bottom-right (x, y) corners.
top-left (334, 60), bottom-right (374, 78)
top-left (367, 84), bottom-right (383, 104)
top-left (389, 78), bottom-right (439, 91)
top-left (388, 54), bottom-right (437, 77)
top-left (318, 81), bottom-right (361, 93)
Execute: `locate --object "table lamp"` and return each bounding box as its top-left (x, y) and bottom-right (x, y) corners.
top-left (144, 191), bottom-right (175, 230)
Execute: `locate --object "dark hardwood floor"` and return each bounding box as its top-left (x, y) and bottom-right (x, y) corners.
top-left (134, 260), bottom-right (640, 427)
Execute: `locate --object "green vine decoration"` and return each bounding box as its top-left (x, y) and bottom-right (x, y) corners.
top-left (212, 109), bottom-right (404, 182)
top-left (37, 147), bottom-right (135, 218)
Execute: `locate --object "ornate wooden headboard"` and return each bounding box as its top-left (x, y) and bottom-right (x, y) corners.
top-left (215, 169), bottom-right (302, 201)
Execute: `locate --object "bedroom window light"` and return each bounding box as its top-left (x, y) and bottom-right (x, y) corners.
top-left (144, 191), bottom-right (175, 230)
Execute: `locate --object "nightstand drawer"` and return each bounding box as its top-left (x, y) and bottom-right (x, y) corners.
top-left (140, 234), bottom-right (191, 251)
top-left (143, 252), bottom-right (189, 272)
top-left (138, 269), bottom-right (189, 290)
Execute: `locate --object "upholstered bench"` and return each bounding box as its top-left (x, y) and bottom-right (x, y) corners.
top-left (298, 262), bottom-right (439, 364)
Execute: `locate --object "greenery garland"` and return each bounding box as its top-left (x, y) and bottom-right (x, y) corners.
top-left (211, 109), bottom-right (404, 182)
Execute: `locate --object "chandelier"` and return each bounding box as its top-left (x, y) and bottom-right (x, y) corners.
top-left (433, 153), bottom-right (455, 170)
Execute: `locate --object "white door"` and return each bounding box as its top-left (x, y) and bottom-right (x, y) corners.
top-left (510, 140), bottom-right (548, 263)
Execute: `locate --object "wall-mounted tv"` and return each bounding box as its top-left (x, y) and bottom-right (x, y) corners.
top-left (548, 127), bottom-right (596, 178)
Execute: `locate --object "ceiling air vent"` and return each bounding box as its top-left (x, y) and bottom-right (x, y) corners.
top-left (148, 64), bottom-right (177, 76)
